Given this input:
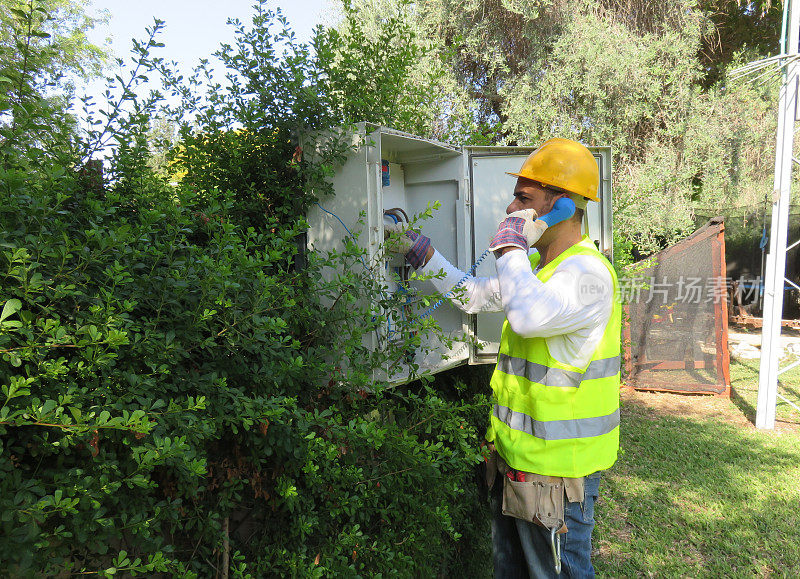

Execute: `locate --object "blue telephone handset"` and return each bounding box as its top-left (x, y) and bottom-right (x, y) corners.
top-left (538, 197), bottom-right (576, 228)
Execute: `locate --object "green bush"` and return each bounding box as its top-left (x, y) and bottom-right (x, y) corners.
top-left (0, 2), bottom-right (492, 576)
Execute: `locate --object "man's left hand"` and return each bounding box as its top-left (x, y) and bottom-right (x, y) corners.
top-left (384, 223), bottom-right (432, 269)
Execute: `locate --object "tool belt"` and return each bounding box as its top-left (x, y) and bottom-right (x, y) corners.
top-left (485, 446), bottom-right (584, 534)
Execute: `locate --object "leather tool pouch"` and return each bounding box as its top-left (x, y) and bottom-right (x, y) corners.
top-left (493, 452), bottom-right (584, 534)
top-left (502, 474), bottom-right (569, 533)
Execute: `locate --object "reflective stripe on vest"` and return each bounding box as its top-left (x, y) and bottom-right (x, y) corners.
top-left (486, 236), bottom-right (621, 478)
top-left (493, 405), bottom-right (620, 440)
top-left (497, 353), bottom-right (621, 388)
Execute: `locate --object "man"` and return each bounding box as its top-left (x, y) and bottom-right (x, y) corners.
top-left (388, 138), bottom-right (621, 578)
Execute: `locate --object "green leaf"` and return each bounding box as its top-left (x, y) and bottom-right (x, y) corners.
top-left (40, 399), bottom-right (57, 416)
top-left (0, 299), bottom-right (22, 323)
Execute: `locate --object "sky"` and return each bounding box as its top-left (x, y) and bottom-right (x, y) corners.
top-left (83, 0), bottom-right (333, 99)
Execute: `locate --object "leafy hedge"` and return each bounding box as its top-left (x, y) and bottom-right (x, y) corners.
top-left (0, 2), bottom-right (492, 576)
top-left (0, 167), bottom-right (490, 576)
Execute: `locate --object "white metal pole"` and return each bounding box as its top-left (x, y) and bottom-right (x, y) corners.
top-left (756, 0), bottom-right (800, 429)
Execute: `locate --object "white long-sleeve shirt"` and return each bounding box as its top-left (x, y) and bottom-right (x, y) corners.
top-left (419, 247), bottom-right (614, 369)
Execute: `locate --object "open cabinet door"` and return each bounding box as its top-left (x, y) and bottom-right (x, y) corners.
top-left (308, 125), bottom-right (473, 384)
top-left (378, 128), bottom-right (473, 379)
top-left (370, 126), bottom-right (472, 381)
top-left (466, 147), bottom-right (613, 364)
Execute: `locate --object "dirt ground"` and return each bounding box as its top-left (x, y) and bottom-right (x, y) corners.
top-left (623, 325), bottom-right (800, 432)
top-left (622, 388), bottom-right (761, 429)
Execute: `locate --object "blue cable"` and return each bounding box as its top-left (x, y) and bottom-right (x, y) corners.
top-left (315, 202), bottom-right (369, 270)
top-left (318, 201), bottom-right (568, 329)
top-left (415, 198), bottom-right (575, 320)
top-left (318, 202), bottom-right (417, 341)
top-left (416, 247), bottom-right (492, 319)
top-left (315, 201), bottom-right (357, 237)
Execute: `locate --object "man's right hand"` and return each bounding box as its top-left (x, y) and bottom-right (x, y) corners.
top-left (488, 209), bottom-right (548, 253)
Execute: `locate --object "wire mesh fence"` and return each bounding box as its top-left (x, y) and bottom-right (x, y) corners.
top-left (624, 218), bottom-right (731, 395)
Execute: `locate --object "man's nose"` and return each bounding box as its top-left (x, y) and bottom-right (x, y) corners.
top-left (506, 197), bottom-right (520, 215)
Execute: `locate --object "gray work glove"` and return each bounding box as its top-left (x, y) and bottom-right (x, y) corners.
top-left (488, 209), bottom-right (548, 252)
top-left (384, 223), bottom-right (431, 269)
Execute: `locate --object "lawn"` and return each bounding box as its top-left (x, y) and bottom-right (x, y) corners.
top-left (729, 355), bottom-right (800, 427)
top-left (594, 359), bottom-right (800, 577)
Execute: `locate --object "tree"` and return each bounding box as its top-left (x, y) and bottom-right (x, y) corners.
top-left (339, 0), bottom-right (784, 253)
top-left (0, 0), bottom-right (107, 169)
top-left (697, 0), bottom-right (784, 86)
top-left (1, 2), bottom-right (492, 574)
top-left (0, 0), bottom-right (107, 85)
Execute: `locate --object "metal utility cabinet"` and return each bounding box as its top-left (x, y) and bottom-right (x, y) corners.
top-left (307, 124), bottom-right (612, 382)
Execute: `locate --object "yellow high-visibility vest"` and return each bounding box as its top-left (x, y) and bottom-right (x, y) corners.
top-left (486, 236), bottom-right (621, 478)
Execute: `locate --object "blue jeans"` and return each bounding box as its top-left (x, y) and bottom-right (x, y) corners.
top-left (491, 471), bottom-right (602, 578)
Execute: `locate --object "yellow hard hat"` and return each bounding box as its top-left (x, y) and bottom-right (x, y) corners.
top-left (507, 138), bottom-right (600, 202)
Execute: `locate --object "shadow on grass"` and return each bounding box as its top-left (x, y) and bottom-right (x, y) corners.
top-left (730, 385), bottom-right (756, 425)
top-left (728, 357), bottom-right (800, 426)
top-left (595, 399), bottom-right (800, 577)
top-left (781, 380), bottom-right (800, 401)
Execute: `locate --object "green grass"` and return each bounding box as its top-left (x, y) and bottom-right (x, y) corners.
top-left (729, 356), bottom-right (800, 427)
top-left (595, 361), bottom-right (800, 577)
